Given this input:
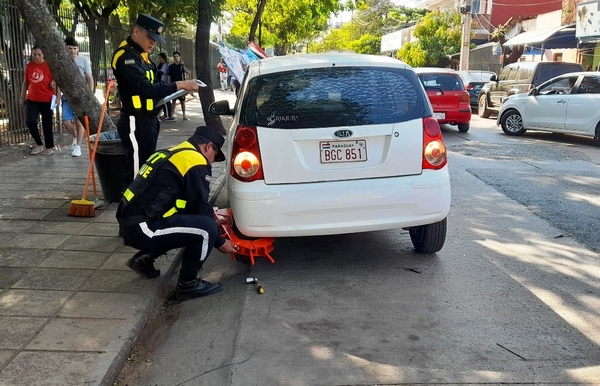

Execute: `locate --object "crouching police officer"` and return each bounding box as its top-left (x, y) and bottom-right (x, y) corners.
top-left (111, 14), bottom-right (200, 189)
top-left (117, 126), bottom-right (238, 301)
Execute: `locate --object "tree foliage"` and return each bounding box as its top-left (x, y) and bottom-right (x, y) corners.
top-left (396, 10), bottom-right (462, 67)
top-left (225, 0), bottom-right (341, 54)
top-left (350, 34), bottom-right (381, 55)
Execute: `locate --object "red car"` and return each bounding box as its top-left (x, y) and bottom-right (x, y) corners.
top-left (414, 67), bottom-right (472, 132)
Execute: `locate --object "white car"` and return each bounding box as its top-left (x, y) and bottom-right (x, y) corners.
top-left (209, 53), bottom-right (451, 253)
top-left (497, 71), bottom-right (600, 140)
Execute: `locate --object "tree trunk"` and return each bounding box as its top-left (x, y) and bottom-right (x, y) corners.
top-left (197, 0), bottom-right (225, 135)
top-left (249, 0), bottom-right (268, 43)
top-left (14, 0), bottom-right (115, 135)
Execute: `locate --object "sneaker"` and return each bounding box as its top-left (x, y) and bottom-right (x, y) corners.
top-left (71, 145), bottom-right (82, 157)
top-left (164, 117), bottom-right (176, 122)
top-left (126, 252), bottom-right (160, 279)
top-left (182, 116), bottom-right (190, 121)
top-left (42, 148), bottom-right (54, 155)
top-left (30, 146), bottom-right (44, 155)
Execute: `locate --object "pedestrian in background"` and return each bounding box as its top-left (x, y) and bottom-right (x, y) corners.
top-left (117, 126), bottom-right (238, 300)
top-left (21, 46), bottom-right (56, 155)
top-left (156, 52), bottom-right (172, 121)
top-left (217, 57), bottom-right (228, 92)
top-left (166, 51), bottom-right (191, 121)
top-left (61, 36), bottom-right (94, 157)
top-left (111, 14), bottom-right (199, 188)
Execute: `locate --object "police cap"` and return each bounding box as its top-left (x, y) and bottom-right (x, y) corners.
top-left (189, 126), bottom-right (225, 162)
top-left (135, 14), bottom-right (165, 44)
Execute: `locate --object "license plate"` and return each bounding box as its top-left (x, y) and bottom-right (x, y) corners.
top-left (434, 112), bottom-right (446, 119)
top-left (320, 140), bottom-right (367, 163)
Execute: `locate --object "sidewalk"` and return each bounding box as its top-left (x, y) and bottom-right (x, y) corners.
top-left (0, 91), bottom-right (236, 386)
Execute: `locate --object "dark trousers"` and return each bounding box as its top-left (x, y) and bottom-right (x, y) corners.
top-left (26, 100), bottom-right (54, 148)
top-left (117, 114), bottom-right (160, 189)
top-left (119, 214), bottom-right (220, 270)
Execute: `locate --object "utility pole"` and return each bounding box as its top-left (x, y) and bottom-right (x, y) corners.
top-left (459, 0), bottom-right (472, 70)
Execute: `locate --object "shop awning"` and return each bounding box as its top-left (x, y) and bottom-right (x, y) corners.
top-left (503, 24), bottom-right (577, 49)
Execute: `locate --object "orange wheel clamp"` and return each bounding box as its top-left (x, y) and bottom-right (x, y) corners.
top-left (214, 208), bottom-right (275, 265)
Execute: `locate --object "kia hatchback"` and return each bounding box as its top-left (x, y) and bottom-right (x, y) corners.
top-left (210, 53), bottom-right (451, 253)
top-left (414, 67), bottom-right (472, 132)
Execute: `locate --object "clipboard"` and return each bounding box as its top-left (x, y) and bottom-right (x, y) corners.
top-left (156, 80), bottom-right (207, 107)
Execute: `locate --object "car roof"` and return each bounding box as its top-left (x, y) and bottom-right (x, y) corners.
top-left (249, 53), bottom-right (411, 76)
top-left (554, 71), bottom-right (592, 77)
top-left (413, 67), bottom-right (459, 74)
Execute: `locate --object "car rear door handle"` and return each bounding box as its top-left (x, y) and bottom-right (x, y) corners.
top-left (557, 100), bottom-right (567, 103)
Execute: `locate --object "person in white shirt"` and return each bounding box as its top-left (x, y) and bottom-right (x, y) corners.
top-left (61, 36), bottom-right (94, 157)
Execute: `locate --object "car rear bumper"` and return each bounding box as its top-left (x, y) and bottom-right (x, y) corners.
top-left (433, 108), bottom-right (471, 124)
top-left (229, 169), bottom-right (451, 237)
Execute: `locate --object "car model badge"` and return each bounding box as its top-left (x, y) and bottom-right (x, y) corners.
top-left (333, 129), bottom-right (353, 139)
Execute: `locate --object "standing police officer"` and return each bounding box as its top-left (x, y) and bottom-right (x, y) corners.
top-left (117, 126), bottom-right (238, 301)
top-left (111, 14), bottom-right (200, 188)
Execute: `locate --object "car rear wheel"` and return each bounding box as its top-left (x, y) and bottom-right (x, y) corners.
top-left (500, 109), bottom-right (526, 136)
top-left (457, 123), bottom-right (469, 132)
top-left (478, 96), bottom-right (491, 118)
top-left (409, 218), bottom-right (447, 254)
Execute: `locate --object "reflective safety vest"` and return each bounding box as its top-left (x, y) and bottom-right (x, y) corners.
top-left (119, 147), bottom-right (189, 219)
top-left (111, 41), bottom-right (157, 113)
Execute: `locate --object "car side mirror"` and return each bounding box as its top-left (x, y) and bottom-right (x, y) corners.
top-left (209, 100), bottom-right (234, 116)
top-left (490, 75), bottom-right (498, 82)
top-left (528, 88), bottom-right (538, 96)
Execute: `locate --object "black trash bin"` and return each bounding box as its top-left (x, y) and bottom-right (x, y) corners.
top-left (90, 131), bottom-right (125, 203)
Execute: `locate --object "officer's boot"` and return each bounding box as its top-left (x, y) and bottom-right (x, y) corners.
top-left (175, 266), bottom-right (223, 301)
top-left (126, 251), bottom-right (160, 279)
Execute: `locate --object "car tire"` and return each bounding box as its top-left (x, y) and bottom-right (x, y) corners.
top-left (409, 218), bottom-right (447, 254)
top-left (500, 109), bottom-right (527, 136)
top-left (595, 122), bottom-right (600, 145)
top-left (478, 96), bottom-right (492, 118)
top-left (457, 123), bottom-right (469, 132)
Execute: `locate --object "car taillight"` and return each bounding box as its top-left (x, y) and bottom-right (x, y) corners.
top-left (422, 117), bottom-right (447, 170)
top-left (230, 125), bottom-right (264, 182)
top-left (459, 91), bottom-right (470, 103)
top-left (466, 84), bottom-right (474, 91)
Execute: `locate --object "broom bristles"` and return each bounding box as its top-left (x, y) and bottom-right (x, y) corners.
top-left (68, 199), bottom-right (96, 217)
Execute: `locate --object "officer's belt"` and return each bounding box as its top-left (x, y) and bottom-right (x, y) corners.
top-left (117, 214), bottom-right (153, 227)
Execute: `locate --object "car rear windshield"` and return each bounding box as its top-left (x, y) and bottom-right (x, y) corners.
top-left (418, 73), bottom-right (464, 91)
top-left (240, 67), bottom-right (430, 129)
top-left (533, 64), bottom-right (583, 85)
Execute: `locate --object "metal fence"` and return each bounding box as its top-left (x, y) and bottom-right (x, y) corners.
top-left (0, 0), bottom-right (196, 147)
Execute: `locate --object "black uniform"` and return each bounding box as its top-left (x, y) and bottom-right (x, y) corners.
top-left (117, 139), bottom-right (226, 271)
top-left (111, 37), bottom-right (178, 188)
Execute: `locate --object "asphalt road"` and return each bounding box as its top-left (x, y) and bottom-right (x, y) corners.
top-left (119, 115), bottom-right (600, 386)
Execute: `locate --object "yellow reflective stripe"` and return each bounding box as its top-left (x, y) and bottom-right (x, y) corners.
top-left (146, 99), bottom-right (153, 111)
top-left (123, 188), bottom-right (134, 201)
top-left (132, 96), bottom-right (141, 109)
top-left (175, 199), bottom-right (186, 209)
top-left (163, 207), bottom-right (177, 218)
top-left (146, 70), bottom-right (154, 83)
top-left (111, 47), bottom-right (126, 69)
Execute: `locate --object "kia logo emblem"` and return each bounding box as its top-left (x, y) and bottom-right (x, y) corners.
top-left (333, 129), bottom-right (353, 139)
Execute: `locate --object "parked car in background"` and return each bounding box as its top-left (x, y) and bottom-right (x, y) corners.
top-left (478, 61), bottom-right (584, 118)
top-left (457, 70), bottom-right (496, 108)
top-left (414, 67), bottom-right (472, 132)
top-left (210, 53), bottom-right (451, 253)
top-left (497, 72), bottom-right (600, 140)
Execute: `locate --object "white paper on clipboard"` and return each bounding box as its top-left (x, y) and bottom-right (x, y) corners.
top-left (156, 89), bottom-right (188, 107)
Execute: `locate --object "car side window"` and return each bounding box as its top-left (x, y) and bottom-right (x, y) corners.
top-left (517, 67), bottom-right (532, 81)
top-left (538, 78), bottom-right (572, 95)
top-left (498, 67), bottom-right (511, 81)
top-left (241, 67), bottom-right (430, 128)
top-left (578, 76), bottom-right (600, 94)
top-left (506, 68), bottom-right (517, 81)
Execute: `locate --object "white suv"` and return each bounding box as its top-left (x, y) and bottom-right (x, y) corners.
top-left (210, 53), bottom-right (451, 253)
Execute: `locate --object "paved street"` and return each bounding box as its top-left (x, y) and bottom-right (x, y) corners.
top-left (123, 115), bottom-right (600, 386)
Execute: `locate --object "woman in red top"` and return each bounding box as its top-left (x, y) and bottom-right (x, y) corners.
top-left (20, 46), bottom-right (56, 155)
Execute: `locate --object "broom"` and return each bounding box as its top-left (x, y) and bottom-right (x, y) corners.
top-left (68, 80), bottom-right (113, 217)
top-left (83, 116), bottom-right (105, 209)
